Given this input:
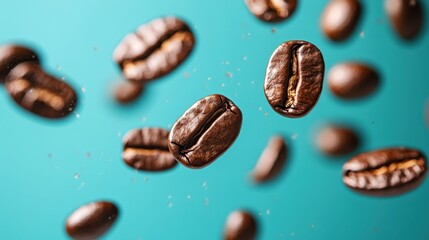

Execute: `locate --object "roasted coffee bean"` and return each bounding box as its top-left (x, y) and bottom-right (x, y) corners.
top-left (252, 136), bottom-right (287, 183)
top-left (385, 0), bottom-right (423, 40)
top-left (320, 0), bottom-right (361, 41)
top-left (328, 62), bottom-right (379, 99)
top-left (343, 148), bottom-right (427, 196)
top-left (122, 128), bottom-right (177, 171)
top-left (224, 210), bottom-right (257, 240)
top-left (0, 44), bottom-right (39, 82)
top-left (316, 125), bottom-right (359, 156)
top-left (264, 40), bottom-right (325, 118)
top-left (66, 201), bottom-right (118, 240)
top-left (113, 80), bottom-right (144, 104)
top-left (244, 0), bottom-right (298, 22)
top-left (168, 94), bottom-right (242, 169)
top-left (113, 17), bottom-right (195, 83)
top-left (5, 62), bottom-right (77, 118)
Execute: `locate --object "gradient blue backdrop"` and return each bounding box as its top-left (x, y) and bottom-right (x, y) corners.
top-left (0, 0), bottom-right (428, 239)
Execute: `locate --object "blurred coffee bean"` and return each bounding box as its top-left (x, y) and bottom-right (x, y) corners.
top-left (223, 210), bottom-right (257, 240)
top-left (385, 0), bottom-right (423, 40)
top-left (316, 124), bottom-right (359, 156)
top-left (321, 0), bottom-right (362, 41)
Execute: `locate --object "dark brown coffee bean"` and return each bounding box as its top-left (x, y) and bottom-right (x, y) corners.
top-left (5, 62), bottom-right (77, 118)
top-left (320, 0), bottom-right (362, 41)
top-left (66, 201), bottom-right (118, 240)
top-left (244, 0), bottom-right (298, 23)
top-left (343, 148), bottom-right (427, 196)
top-left (328, 62), bottom-right (379, 99)
top-left (122, 128), bottom-right (177, 171)
top-left (316, 125), bottom-right (359, 156)
top-left (385, 0), bottom-right (423, 40)
top-left (224, 210), bottom-right (257, 240)
top-left (264, 40), bottom-right (325, 118)
top-left (0, 44), bottom-right (39, 82)
top-left (252, 136), bottom-right (287, 183)
top-left (113, 80), bottom-right (144, 104)
top-left (113, 17), bottom-right (195, 83)
top-left (168, 94), bottom-right (242, 169)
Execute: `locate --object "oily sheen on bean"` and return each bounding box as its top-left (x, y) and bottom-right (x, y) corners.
top-left (264, 40), bottom-right (325, 118)
top-left (244, 0), bottom-right (298, 22)
top-left (168, 94), bottom-right (242, 168)
top-left (113, 16), bottom-right (195, 83)
top-left (385, 0), bottom-right (423, 40)
top-left (224, 210), bottom-right (258, 240)
top-left (122, 128), bottom-right (177, 171)
top-left (66, 201), bottom-right (118, 240)
top-left (343, 148), bottom-right (427, 196)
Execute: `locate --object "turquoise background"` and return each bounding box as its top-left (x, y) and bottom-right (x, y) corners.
top-left (0, 0), bottom-right (428, 239)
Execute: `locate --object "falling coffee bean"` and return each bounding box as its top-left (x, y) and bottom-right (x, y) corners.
top-left (5, 62), bottom-right (77, 118)
top-left (385, 0), bottom-right (423, 40)
top-left (168, 94), bottom-right (242, 169)
top-left (224, 210), bottom-right (258, 240)
top-left (320, 0), bottom-right (362, 41)
top-left (113, 17), bottom-right (195, 83)
top-left (244, 0), bottom-right (298, 23)
top-left (316, 124), bottom-right (359, 156)
top-left (113, 80), bottom-right (144, 104)
top-left (65, 201), bottom-right (118, 240)
top-left (328, 62), bottom-right (379, 99)
top-left (252, 135), bottom-right (287, 183)
top-left (343, 148), bottom-right (427, 196)
top-left (122, 128), bottom-right (177, 171)
top-left (0, 44), bottom-right (39, 82)
top-left (264, 40), bottom-right (325, 118)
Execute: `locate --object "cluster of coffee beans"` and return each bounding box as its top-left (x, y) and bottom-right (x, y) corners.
top-left (0, 0), bottom-right (425, 239)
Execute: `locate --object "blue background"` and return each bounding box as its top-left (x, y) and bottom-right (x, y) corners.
top-left (0, 0), bottom-right (428, 239)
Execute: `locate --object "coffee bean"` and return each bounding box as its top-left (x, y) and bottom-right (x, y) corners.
top-left (224, 210), bottom-right (257, 240)
top-left (343, 148), bottom-right (427, 196)
top-left (316, 125), bottom-right (359, 156)
top-left (168, 94), bottom-right (242, 168)
top-left (5, 62), bottom-right (77, 118)
top-left (328, 62), bottom-right (379, 99)
top-left (0, 44), bottom-right (39, 82)
top-left (113, 17), bottom-right (195, 83)
top-left (320, 0), bottom-right (362, 41)
top-left (244, 0), bottom-right (298, 23)
top-left (264, 40), bottom-right (325, 118)
top-left (113, 80), bottom-right (144, 104)
top-left (122, 128), bottom-right (177, 171)
top-left (66, 201), bottom-right (118, 240)
top-left (252, 136), bottom-right (287, 183)
top-left (385, 0), bottom-right (423, 40)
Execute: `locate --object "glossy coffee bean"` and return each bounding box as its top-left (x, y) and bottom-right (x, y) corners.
top-left (343, 148), bottom-right (427, 196)
top-left (5, 62), bottom-right (77, 118)
top-left (113, 17), bottom-right (195, 83)
top-left (316, 125), bottom-right (359, 156)
top-left (385, 0), bottom-right (423, 40)
top-left (252, 136), bottom-right (287, 183)
top-left (264, 40), bottom-right (325, 118)
top-left (122, 128), bottom-right (177, 171)
top-left (0, 44), bottom-right (39, 82)
top-left (224, 210), bottom-right (257, 240)
top-left (66, 201), bottom-right (118, 240)
top-left (244, 0), bottom-right (298, 22)
top-left (328, 62), bottom-right (379, 99)
top-left (113, 80), bottom-right (144, 104)
top-left (168, 94), bottom-right (242, 168)
top-left (320, 0), bottom-right (361, 41)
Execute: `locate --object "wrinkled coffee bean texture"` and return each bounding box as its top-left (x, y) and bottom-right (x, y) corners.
top-left (385, 0), bottom-right (423, 40)
top-left (244, 0), bottom-right (297, 22)
top-left (224, 210), bottom-right (258, 240)
top-left (343, 148), bottom-right (427, 196)
top-left (114, 16), bottom-right (195, 83)
top-left (5, 62), bottom-right (77, 118)
top-left (168, 94), bottom-right (242, 168)
top-left (264, 40), bottom-right (325, 118)
top-left (252, 136), bottom-right (287, 183)
top-left (66, 201), bottom-right (118, 240)
top-left (123, 128), bottom-right (177, 171)
top-left (321, 0), bottom-right (361, 41)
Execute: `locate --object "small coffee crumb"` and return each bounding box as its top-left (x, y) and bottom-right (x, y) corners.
top-left (85, 152), bottom-right (91, 158)
top-left (74, 173), bottom-right (80, 180)
top-left (271, 28), bottom-right (277, 33)
top-left (226, 72), bottom-right (233, 78)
